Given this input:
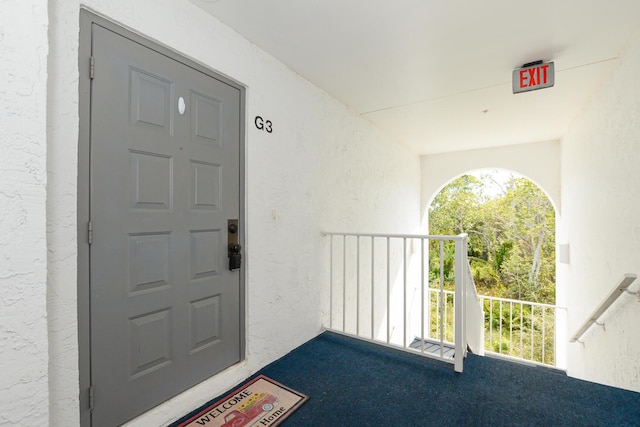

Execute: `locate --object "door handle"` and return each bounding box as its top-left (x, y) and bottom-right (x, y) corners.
top-left (228, 220), bottom-right (241, 271)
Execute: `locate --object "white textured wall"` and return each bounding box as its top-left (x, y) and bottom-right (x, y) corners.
top-left (10, 3), bottom-right (640, 426)
top-left (560, 30), bottom-right (640, 392)
top-left (420, 140), bottom-right (561, 221)
top-left (47, 1), bottom-right (82, 423)
top-left (42, 1), bottom-right (421, 426)
top-left (0, 1), bottom-right (49, 425)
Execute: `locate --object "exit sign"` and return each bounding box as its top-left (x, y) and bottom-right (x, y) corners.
top-left (512, 61), bottom-right (554, 94)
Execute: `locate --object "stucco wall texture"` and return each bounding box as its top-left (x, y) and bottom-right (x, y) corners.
top-left (48, 1), bottom-right (420, 426)
top-left (3, 0), bottom-right (640, 426)
top-left (0, 0), bottom-right (50, 425)
top-left (560, 27), bottom-right (640, 392)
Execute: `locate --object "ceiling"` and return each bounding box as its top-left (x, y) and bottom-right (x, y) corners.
top-left (190, 0), bottom-right (640, 154)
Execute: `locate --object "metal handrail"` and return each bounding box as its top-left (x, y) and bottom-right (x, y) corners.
top-left (322, 231), bottom-right (467, 241)
top-left (479, 294), bottom-right (563, 309)
top-left (570, 273), bottom-right (638, 343)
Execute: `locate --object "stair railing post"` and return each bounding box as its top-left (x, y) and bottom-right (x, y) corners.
top-left (454, 234), bottom-right (467, 372)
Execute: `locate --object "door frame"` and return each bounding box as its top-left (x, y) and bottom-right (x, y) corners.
top-left (78, 9), bottom-right (246, 426)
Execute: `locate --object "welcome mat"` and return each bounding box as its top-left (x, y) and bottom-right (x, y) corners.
top-left (172, 375), bottom-right (308, 427)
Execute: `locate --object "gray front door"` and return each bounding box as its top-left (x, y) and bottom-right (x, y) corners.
top-left (89, 23), bottom-right (242, 426)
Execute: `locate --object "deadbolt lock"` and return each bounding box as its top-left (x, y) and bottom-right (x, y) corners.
top-left (228, 220), bottom-right (241, 271)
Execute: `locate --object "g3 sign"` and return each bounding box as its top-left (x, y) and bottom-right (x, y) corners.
top-left (255, 116), bottom-right (273, 133)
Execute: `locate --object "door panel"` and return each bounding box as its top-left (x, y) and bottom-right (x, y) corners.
top-left (90, 24), bottom-right (241, 426)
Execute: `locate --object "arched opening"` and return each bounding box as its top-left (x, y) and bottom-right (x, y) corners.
top-left (427, 168), bottom-right (559, 365)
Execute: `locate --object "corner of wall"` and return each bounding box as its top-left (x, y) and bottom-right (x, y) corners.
top-left (559, 28), bottom-right (640, 392)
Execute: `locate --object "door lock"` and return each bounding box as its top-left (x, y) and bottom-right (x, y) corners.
top-left (228, 220), bottom-right (241, 271)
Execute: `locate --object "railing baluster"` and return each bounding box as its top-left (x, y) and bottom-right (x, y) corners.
top-left (461, 255), bottom-right (467, 358)
top-left (403, 237), bottom-right (407, 348)
top-left (386, 237), bottom-right (390, 344)
top-left (553, 307), bottom-right (557, 366)
top-left (509, 301), bottom-right (513, 356)
top-left (435, 292), bottom-right (440, 344)
top-left (520, 302), bottom-right (524, 358)
top-left (329, 234), bottom-right (333, 330)
top-left (343, 235), bottom-right (346, 332)
top-left (479, 296), bottom-right (484, 345)
top-left (530, 303), bottom-right (534, 360)
top-left (454, 236), bottom-right (465, 372)
top-left (356, 236), bottom-right (360, 336)
top-left (420, 238), bottom-right (425, 354)
top-left (425, 240), bottom-right (431, 343)
top-left (371, 236), bottom-right (375, 341)
top-left (444, 294), bottom-right (448, 342)
top-left (439, 240), bottom-right (445, 358)
top-left (499, 301), bottom-right (503, 355)
top-left (542, 307), bottom-right (546, 364)
top-left (489, 299), bottom-right (493, 350)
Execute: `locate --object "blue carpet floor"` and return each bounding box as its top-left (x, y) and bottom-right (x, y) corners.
top-left (176, 332), bottom-right (640, 426)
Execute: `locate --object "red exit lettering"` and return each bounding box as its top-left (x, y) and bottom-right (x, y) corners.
top-left (513, 61), bottom-right (554, 94)
top-left (519, 64), bottom-right (550, 89)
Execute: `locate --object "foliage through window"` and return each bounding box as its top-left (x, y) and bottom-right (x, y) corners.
top-left (428, 172), bottom-right (556, 304)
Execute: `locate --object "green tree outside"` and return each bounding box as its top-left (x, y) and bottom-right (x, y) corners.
top-left (427, 172), bottom-right (556, 364)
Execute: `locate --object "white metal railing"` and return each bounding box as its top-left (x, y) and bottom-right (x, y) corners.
top-left (323, 232), bottom-right (482, 372)
top-left (425, 291), bottom-right (559, 366)
top-left (571, 273), bottom-right (638, 343)
top-left (479, 295), bottom-right (563, 366)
